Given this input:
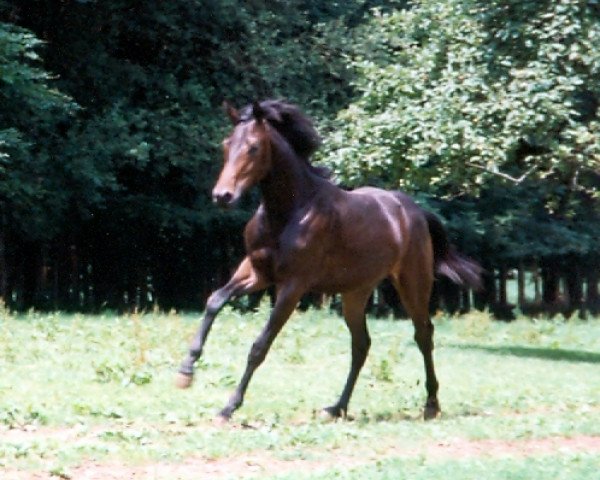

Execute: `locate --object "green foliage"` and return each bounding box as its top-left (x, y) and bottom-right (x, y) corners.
top-left (0, 22), bottom-right (71, 110)
top-left (0, 22), bottom-right (76, 238)
top-left (3, 0), bottom-right (363, 235)
top-left (325, 0), bottom-right (600, 195)
top-left (431, 179), bottom-right (600, 260)
top-left (0, 403), bottom-right (48, 429)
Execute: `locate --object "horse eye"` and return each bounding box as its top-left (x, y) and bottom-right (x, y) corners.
top-left (248, 145), bottom-right (259, 155)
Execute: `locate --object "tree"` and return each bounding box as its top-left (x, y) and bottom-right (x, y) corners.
top-left (0, 21), bottom-right (76, 238)
top-left (324, 0), bottom-right (600, 199)
top-left (0, 20), bottom-right (78, 302)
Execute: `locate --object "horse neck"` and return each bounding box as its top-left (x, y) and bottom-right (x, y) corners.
top-left (259, 134), bottom-right (319, 222)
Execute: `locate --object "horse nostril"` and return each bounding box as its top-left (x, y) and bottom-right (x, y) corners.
top-left (220, 192), bottom-right (233, 204)
top-left (213, 191), bottom-right (234, 207)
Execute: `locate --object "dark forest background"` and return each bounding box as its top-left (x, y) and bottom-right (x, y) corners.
top-left (1, 0), bottom-right (599, 318)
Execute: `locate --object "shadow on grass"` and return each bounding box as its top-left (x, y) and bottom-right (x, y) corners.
top-left (340, 408), bottom-right (494, 425)
top-left (450, 344), bottom-right (600, 364)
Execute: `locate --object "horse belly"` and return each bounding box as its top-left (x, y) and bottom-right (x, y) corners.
top-left (311, 248), bottom-right (396, 294)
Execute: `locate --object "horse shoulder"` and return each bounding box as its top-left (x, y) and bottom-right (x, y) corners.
top-left (244, 208), bottom-right (266, 249)
top-left (244, 206), bottom-right (276, 280)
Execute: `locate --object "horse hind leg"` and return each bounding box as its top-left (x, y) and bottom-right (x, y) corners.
top-left (323, 289), bottom-right (372, 420)
top-left (392, 273), bottom-right (440, 420)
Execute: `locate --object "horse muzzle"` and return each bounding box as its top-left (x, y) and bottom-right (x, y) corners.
top-left (212, 189), bottom-right (236, 208)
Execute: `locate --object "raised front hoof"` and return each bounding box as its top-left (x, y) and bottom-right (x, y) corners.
top-left (212, 413), bottom-right (231, 427)
top-left (174, 372), bottom-right (194, 389)
top-left (319, 405), bottom-right (346, 422)
top-left (423, 399), bottom-right (441, 420)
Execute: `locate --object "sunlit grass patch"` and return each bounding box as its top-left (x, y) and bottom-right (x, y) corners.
top-left (276, 452), bottom-right (600, 480)
top-left (1, 308), bottom-right (599, 478)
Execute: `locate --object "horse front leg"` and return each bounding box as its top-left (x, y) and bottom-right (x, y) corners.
top-left (217, 283), bottom-right (303, 421)
top-left (176, 257), bottom-right (268, 388)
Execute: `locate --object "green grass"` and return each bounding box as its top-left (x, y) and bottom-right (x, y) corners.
top-left (1, 304), bottom-right (599, 479)
top-left (276, 454), bottom-right (600, 480)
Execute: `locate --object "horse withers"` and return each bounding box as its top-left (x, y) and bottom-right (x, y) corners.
top-left (176, 100), bottom-right (482, 421)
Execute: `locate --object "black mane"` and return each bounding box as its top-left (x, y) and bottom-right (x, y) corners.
top-left (240, 100), bottom-right (330, 178)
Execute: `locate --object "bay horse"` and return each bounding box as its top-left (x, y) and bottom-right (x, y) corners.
top-left (176, 100), bottom-right (482, 421)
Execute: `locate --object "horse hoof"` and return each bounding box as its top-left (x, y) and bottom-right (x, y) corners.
top-left (319, 409), bottom-right (337, 423)
top-left (424, 407), bottom-right (440, 420)
top-left (213, 413), bottom-right (230, 427)
top-left (174, 372), bottom-right (194, 389)
top-left (423, 400), bottom-right (441, 420)
top-left (319, 406), bottom-right (344, 422)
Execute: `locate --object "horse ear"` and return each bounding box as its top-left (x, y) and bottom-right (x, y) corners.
top-left (253, 101), bottom-right (282, 123)
top-left (223, 101), bottom-right (240, 124)
top-left (252, 101), bottom-right (265, 122)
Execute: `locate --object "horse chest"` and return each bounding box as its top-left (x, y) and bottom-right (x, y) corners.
top-left (247, 225), bottom-right (322, 282)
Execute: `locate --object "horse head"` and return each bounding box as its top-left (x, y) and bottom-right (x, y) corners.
top-left (212, 101), bottom-right (273, 208)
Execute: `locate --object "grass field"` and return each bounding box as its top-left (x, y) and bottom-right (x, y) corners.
top-left (1, 303), bottom-right (599, 479)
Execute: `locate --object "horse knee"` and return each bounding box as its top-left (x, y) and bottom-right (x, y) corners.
top-left (206, 289), bottom-right (228, 316)
top-left (248, 339), bottom-right (268, 367)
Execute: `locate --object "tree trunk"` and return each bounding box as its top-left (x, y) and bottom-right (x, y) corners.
top-left (517, 261), bottom-right (525, 308)
top-left (69, 244), bottom-right (80, 309)
top-left (493, 265), bottom-right (514, 320)
top-left (542, 264), bottom-right (560, 305)
top-left (460, 288), bottom-right (471, 314)
top-left (586, 268), bottom-right (600, 315)
top-left (533, 262), bottom-right (541, 303)
top-left (498, 266), bottom-right (507, 305)
top-left (565, 262), bottom-right (584, 319)
top-left (0, 230), bottom-right (6, 304)
top-left (474, 261), bottom-right (495, 311)
top-left (22, 242), bottom-right (41, 309)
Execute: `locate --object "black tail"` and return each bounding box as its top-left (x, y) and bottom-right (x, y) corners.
top-left (424, 211), bottom-right (483, 290)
